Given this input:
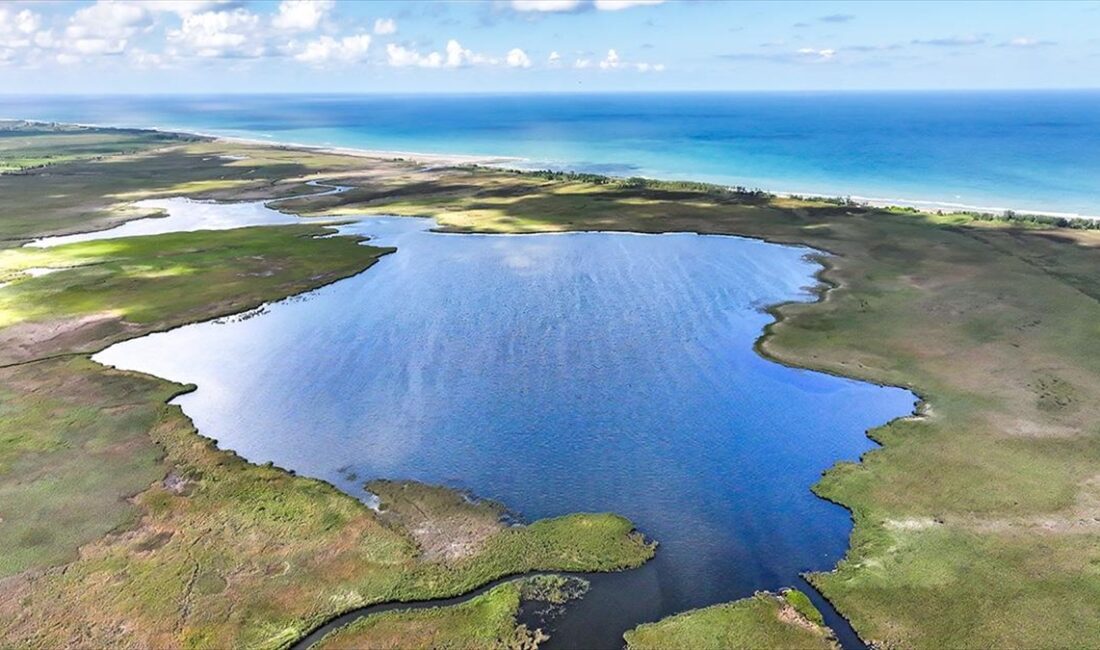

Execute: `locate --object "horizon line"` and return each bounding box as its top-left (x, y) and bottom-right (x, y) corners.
top-left (2, 87), bottom-right (1100, 98)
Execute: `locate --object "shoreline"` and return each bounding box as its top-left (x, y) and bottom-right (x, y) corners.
top-left (6, 116), bottom-right (1095, 221)
top-left (83, 188), bottom-right (890, 649)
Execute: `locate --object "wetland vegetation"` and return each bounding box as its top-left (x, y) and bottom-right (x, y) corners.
top-left (2, 121), bottom-right (1099, 648)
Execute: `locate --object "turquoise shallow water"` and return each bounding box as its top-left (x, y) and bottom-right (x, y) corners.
top-left (94, 206), bottom-right (916, 648)
top-left (5, 91), bottom-right (1100, 215)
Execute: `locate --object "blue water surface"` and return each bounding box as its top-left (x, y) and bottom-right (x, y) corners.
top-left (95, 213), bottom-right (915, 648)
top-left (4, 91), bottom-right (1100, 215)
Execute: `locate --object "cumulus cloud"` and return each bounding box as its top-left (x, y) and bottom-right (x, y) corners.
top-left (167, 8), bottom-right (263, 58)
top-left (445, 39), bottom-right (498, 66)
top-left (63, 1), bottom-right (153, 57)
top-left (569, 48), bottom-right (661, 71)
top-left (272, 0), bottom-right (332, 32)
top-left (0, 7), bottom-right (42, 49)
top-left (386, 39), bottom-right (528, 69)
top-left (599, 48), bottom-right (620, 68)
top-left (506, 47), bottom-right (531, 67)
top-left (295, 33), bottom-right (371, 64)
top-left (386, 43), bottom-right (442, 68)
top-left (373, 18), bottom-right (397, 35)
top-left (548, 50), bottom-right (561, 65)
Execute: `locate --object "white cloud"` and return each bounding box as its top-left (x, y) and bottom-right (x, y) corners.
top-left (373, 18), bottom-right (397, 35)
top-left (0, 8), bottom-right (42, 49)
top-left (1002, 36), bottom-right (1055, 48)
top-left (548, 50), bottom-right (561, 64)
top-left (506, 48), bottom-right (531, 68)
top-left (569, 48), bottom-right (663, 72)
top-left (594, 0), bottom-right (665, 10)
top-left (128, 46), bottom-right (167, 69)
top-left (445, 39), bottom-right (498, 67)
top-left (511, 0), bottom-right (582, 11)
top-left (387, 39), bottom-right (528, 70)
top-left (386, 43), bottom-right (443, 68)
top-left (14, 9), bottom-right (40, 35)
top-left (599, 48), bottom-right (620, 69)
top-left (797, 47), bottom-right (836, 60)
top-left (167, 8), bottom-right (263, 58)
top-left (272, 0), bottom-right (332, 32)
top-left (295, 33), bottom-right (371, 64)
top-left (445, 39), bottom-right (470, 66)
top-left (133, 1), bottom-right (228, 17)
top-left (62, 1), bottom-right (152, 57)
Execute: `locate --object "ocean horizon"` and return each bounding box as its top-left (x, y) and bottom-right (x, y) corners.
top-left (3, 90), bottom-right (1099, 218)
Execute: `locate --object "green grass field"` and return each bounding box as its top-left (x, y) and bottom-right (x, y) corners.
top-left (623, 590), bottom-right (835, 650)
top-left (314, 575), bottom-right (589, 650)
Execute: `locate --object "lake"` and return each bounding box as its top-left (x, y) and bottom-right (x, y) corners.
top-left (92, 206), bottom-right (916, 648)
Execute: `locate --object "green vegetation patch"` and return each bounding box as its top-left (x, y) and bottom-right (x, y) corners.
top-left (0, 121), bottom-right (191, 173)
top-left (0, 357), bottom-right (170, 576)
top-left (623, 591), bottom-right (835, 650)
top-left (0, 225), bottom-right (393, 364)
top-left (315, 575), bottom-right (590, 650)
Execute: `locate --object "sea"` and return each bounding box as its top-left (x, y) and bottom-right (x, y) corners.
top-left (3, 90), bottom-right (1100, 217)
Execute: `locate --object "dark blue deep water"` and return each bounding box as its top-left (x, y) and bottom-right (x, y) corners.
top-left (96, 213), bottom-right (915, 648)
top-left (4, 91), bottom-right (1100, 216)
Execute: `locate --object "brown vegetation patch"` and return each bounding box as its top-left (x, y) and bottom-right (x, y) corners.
top-left (0, 312), bottom-right (131, 365)
top-left (367, 480), bottom-right (506, 562)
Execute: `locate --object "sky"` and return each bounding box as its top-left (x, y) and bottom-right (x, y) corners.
top-left (0, 0), bottom-right (1096, 94)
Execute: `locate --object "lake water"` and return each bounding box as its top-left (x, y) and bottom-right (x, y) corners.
top-left (93, 205), bottom-right (915, 648)
top-left (5, 91), bottom-right (1100, 216)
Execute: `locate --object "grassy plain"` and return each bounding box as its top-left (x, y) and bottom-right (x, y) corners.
top-left (3, 123), bottom-right (1100, 648)
top-left (0, 121), bottom-right (191, 173)
top-left (623, 590), bottom-right (835, 650)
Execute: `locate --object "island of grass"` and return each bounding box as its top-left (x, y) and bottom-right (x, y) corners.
top-left (312, 575), bottom-right (590, 650)
top-left (623, 589), bottom-right (835, 650)
top-left (3, 121), bottom-right (1100, 648)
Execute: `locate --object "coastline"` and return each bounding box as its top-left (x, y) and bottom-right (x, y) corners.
top-left (8, 120), bottom-right (1100, 649)
top-left (6, 116), bottom-right (1095, 221)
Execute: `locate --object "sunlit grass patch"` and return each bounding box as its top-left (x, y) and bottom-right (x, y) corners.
top-left (623, 591), bottom-right (835, 650)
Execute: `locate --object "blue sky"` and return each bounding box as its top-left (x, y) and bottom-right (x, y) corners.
top-left (0, 0), bottom-right (1096, 93)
